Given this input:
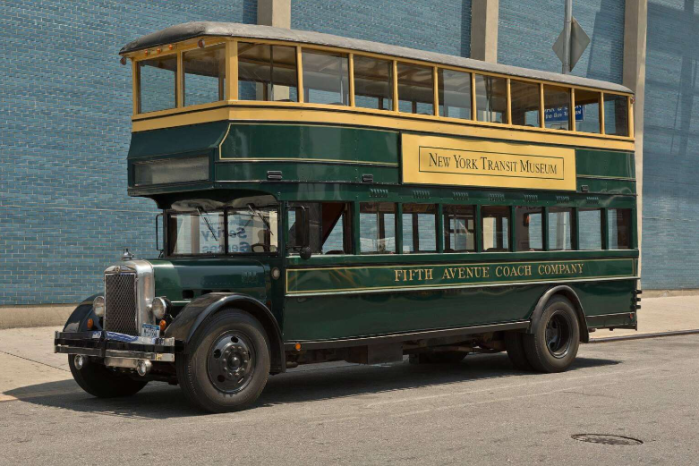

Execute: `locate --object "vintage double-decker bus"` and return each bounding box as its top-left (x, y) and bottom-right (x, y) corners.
top-left (55, 22), bottom-right (640, 413)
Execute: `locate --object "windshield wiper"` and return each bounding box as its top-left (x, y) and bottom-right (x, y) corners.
top-left (197, 207), bottom-right (218, 242)
top-left (247, 204), bottom-right (273, 235)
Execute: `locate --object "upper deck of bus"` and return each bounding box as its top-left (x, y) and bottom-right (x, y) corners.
top-left (121, 22), bottom-right (635, 200)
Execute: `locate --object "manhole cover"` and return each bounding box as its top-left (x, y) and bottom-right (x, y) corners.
top-left (572, 434), bottom-right (643, 446)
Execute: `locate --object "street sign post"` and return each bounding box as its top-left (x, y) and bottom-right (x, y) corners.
top-left (552, 1), bottom-right (590, 73)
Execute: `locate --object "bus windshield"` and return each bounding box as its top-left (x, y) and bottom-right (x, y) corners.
top-left (166, 196), bottom-right (278, 255)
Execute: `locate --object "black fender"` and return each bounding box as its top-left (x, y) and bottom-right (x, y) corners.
top-left (527, 285), bottom-right (590, 343)
top-left (165, 293), bottom-right (285, 373)
top-left (62, 293), bottom-right (101, 333)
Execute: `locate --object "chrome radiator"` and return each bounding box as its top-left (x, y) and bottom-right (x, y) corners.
top-left (104, 271), bottom-right (138, 335)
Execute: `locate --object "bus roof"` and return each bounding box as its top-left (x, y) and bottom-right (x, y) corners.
top-left (120, 21), bottom-right (632, 95)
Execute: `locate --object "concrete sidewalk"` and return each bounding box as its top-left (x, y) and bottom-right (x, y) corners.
top-left (0, 295), bottom-right (697, 401)
top-left (589, 295), bottom-right (699, 341)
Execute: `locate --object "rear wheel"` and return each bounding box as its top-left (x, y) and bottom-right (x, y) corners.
top-left (69, 355), bottom-right (147, 398)
top-left (523, 296), bottom-right (580, 373)
top-left (176, 310), bottom-right (270, 413)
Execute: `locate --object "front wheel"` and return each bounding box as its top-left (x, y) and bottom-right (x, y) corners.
top-left (176, 310), bottom-right (270, 413)
top-left (69, 355), bottom-right (148, 398)
top-left (523, 296), bottom-right (580, 373)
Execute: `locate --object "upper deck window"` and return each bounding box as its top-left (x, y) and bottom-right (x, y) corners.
top-left (183, 45), bottom-right (226, 106)
top-left (544, 85), bottom-right (571, 130)
top-left (302, 49), bottom-right (349, 105)
top-left (438, 69), bottom-right (472, 120)
top-left (397, 63), bottom-right (434, 115)
top-left (138, 55), bottom-right (177, 113)
top-left (510, 80), bottom-right (540, 127)
top-left (475, 75), bottom-right (507, 124)
top-left (353, 56), bottom-right (393, 111)
top-left (575, 89), bottom-right (601, 134)
top-left (238, 43), bottom-right (298, 102)
top-left (604, 94), bottom-right (629, 136)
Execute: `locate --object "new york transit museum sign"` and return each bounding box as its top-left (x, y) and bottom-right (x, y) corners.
top-left (401, 134), bottom-right (576, 191)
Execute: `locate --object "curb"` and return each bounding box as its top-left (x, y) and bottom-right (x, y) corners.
top-left (0, 305), bottom-right (75, 330)
top-left (589, 329), bottom-right (699, 343)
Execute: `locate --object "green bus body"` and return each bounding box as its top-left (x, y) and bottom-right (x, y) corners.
top-left (130, 122), bottom-right (638, 347)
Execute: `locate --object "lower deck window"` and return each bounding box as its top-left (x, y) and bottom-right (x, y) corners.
top-left (288, 203), bottom-right (352, 254)
top-left (168, 211), bottom-right (225, 255)
top-left (515, 206), bottom-right (543, 251)
top-left (481, 206), bottom-right (510, 252)
top-left (360, 202), bottom-right (396, 254)
top-left (609, 208), bottom-right (632, 249)
top-left (548, 207), bottom-right (574, 251)
top-left (579, 209), bottom-right (603, 250)
top-left (444, 205), bottom-right (475, 252)
top-left (402, 204), bottom-right (437, 253)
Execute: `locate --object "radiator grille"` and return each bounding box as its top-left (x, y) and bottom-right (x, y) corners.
top-left (104, 272), bottom-right (138, 335)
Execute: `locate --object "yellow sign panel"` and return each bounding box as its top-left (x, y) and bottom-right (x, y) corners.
top-left (402, 134), bottom-right (576, 191)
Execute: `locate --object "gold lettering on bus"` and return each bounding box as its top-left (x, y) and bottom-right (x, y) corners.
top-left (495, 264), bottom-right (533, 278)
top-left (537, 263), bottom-right (584, 275)
top-left (394, 268), bottom-right (434, 282)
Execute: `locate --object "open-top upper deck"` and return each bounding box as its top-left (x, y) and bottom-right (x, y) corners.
top-left (123, 22), bottom-right (636, 199)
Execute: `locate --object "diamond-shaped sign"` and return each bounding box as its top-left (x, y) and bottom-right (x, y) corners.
top-left (553, 17), bottom-right (591, 71)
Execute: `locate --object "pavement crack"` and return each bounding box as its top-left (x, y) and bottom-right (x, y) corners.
top-left (0, 350), bottom-right (69, 372)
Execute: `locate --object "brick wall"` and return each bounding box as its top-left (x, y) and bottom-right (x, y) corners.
top-left (641, 0), bottom-right (699, 289)
top-left (498, 0), bottom-right (626, 84)
top-left (0, 0), bottom-right (256, 305)
top-left (291, 0), bottom-right (472, 57)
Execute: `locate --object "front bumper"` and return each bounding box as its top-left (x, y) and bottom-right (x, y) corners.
top-left (54, 331), bottom-right (177, 363)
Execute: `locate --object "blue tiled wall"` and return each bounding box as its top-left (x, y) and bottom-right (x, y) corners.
top-left (0, 0), bottom-right (256, 305)
top-left (498, 0), bottom-right (626, 84)
top-left (641, 0), bottom-right (699, 289)
top-left (292, 0), bottom-right (472, 57)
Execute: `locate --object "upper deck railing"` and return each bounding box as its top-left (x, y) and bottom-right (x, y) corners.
top-left (121, 22), bottom-right (634, 150)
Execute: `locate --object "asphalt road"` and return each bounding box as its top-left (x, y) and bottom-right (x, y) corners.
top-left (2, 335), bottom-right (698, 466)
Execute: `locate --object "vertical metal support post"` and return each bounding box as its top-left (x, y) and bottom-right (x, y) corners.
top-left (352, 201), bottom-right (361, 254)
top-left (296, 46), bottom-right (304, 103)
top-left (436, 204), bottom-right (444, 253)
top-left (509, 205), bottom-right (516, 252)
top-left (542, 206), bottom-right (550, 251)
top-left (602, 207), bottom-right (609, 250)
top-left (433, 67), bottom-right (440, 117)
top-left (573, 207), bottom-right (581, 250)
top-left (562, 0), bottom-right (572, 74)
top-left (392, 61), bottom-right (399, 112)
top-left (475, 205), bottom-right (483, 253)
top-left (396, 204), bottom-right (404, 254)
top-left (348, 53), bottom-right (356, 107)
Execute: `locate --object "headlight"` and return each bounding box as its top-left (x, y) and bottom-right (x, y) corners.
top-left (151, 297), bottom-right (169, 320)
top-left (93, 296), bottom-right (106, 317)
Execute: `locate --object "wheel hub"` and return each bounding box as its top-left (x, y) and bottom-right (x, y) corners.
top-left (208, 332), bottom-right (255, 393)
top-left (545, 312), bottom-right (572, 359)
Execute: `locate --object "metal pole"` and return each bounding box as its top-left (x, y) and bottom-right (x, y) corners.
top-left (563, 0), bottom-right (572, 74)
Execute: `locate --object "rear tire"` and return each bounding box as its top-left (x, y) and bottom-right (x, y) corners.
top-left (69, 355), bottom-right (147, 398)
top-left (176, 310), bottom-right (270, 413)
top-left (504, 331), bottom-right (533, 371)
top-left (523, 296), bottom-right (580, 373)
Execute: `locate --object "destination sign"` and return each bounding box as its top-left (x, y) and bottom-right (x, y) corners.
top-left (401, 134), bottom-right (576, 191)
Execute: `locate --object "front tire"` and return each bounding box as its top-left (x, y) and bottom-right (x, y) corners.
top-left (69, 355), bottom-right (147, 398)
top-left (176, 310), bottom-right (270, 413)
top-left (523, 296), bottom-right (580, 373)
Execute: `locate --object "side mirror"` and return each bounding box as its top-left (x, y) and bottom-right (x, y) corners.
top-left (299, 246), bottom-right (312, 260)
